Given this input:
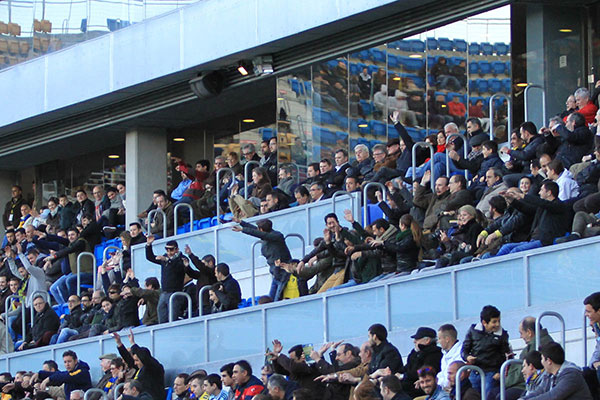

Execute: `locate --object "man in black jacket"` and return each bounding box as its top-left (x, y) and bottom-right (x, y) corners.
top-left (74, 190), bottom-right (94, 226)
top-left (312, 342), bottom-right (361, 400)
top-left (367, 323), bottom-right (404, 376)
top-left (52, 294), bottom-right (84, 344)
top-left (232, 218), bottom-right (291, 302)
top-left (18, 295), bottom-right (60, 350)
top-left (183, 248), bottom-right (216, 315)
top-left (114, 329), bottom-right (165, 400)
top-left (213, 263), bottom-right (241, 311)
top-left (494, 181), bottom-right (571, 256)
top-left (401, 327), bottom-right (443, 398)
top-left (3, 185), bottom-right (24, 230)
top-left (145, 236), bottom-right (185, 323)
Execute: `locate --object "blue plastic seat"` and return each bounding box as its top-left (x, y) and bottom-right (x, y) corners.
top-left (370, 120), bottom-right (386, 137)
top-left (469, 61), bottom-right (479, 74)
top-left (366, 204), bottom-right (384, 225)
top-left (426, 38), bottom-right (438, 50)
top-left (491, 61), bottom-right (506, 75)
top-left (469, 79), bottom-right (479, 93)
top-left (488, 78), bottom-right (502, 93)
top-left (336, 131), bottom-right (348, 142)
top-left (505, 61), bottom-right (511, 75)
top-left (349, 62), bottom-right (360, 75)
top-left (502, 78), bottom-right (511, 93)
top-left (480, 42), bottom-right (493, 56)
top-left (359, 100), bottom-right (373, 116)
top-left (288, 79), bottom-right (303, 96)
top-left (370, 48), bottom-right (386, 64)
top-left (304, 81), bottom-right (312, 95)
top-left (494, 42), bottom-right (509, 56)
top-left (357, 50), bottom-right (369, 60)
top-left (438, 37), bottom-right (453, 51)
top-left (387, 54), bottom-right (398, 69)
top-left (453, 39), bottom-right (467, 52)
top-left (408, 39), bottom-right (425, 53)
top-left (476, 78), bottom-right (489, 93)
top-left (388, 124), bottom-right (399, 139)
top-left (369, 140), bottom-right (382, 150)
top-left (468, 42), bottom-right (480, 55)
top-left (398, 40), bottom-right (412, 52)
top-left (478, 61), bottom-right (491, 75)
top-left (367, 65), bottom-right (379, 76)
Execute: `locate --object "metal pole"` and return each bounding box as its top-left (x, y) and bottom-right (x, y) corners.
top-left (77, 252), bottom-right (97, 297)
top-left (362, 182), bottom-right (387, 227)
top-left (411, 142), bottom-right (435, 191)
top-left (4, 295), bottom-right (17, 353)
top-left (244, 161), bottom-right (261, 200)
top-left (284, 233), bottom-right (306, 258)
top-left (103, 246), bottom-right (121, 263)
top-left (499, 359), bottom-right (523, 400)
top-left (84, 388), bottom-right (108, 400)
top-left (536, 311), bottom-right (566, 350)
top-left (456, 365), bottom-right (486, 400)
top-left (331, 190), bottom-right (354, 216)
top-left (168, 292), bottom-right (193, 323)
top-left (198, 285), bottom-right (211, 316)
top-left (251, 241), bottom-right (261, 306)
top-left (216, 167), bottom-right (234, 224)
top-left (113, 382), bottom-right (125, 400)
top-left (524, 84), bottom-right (547, 126)
top-left (29, 291), bottom-right (51, 328)
top-left (489, 93), bottom-right (512, 141)
top-left (174, 203), bottom-right (194, 233)
top-left (147, 209), bottom-right (167, 238)
top-left (445, 132), bottom-right (469, 180)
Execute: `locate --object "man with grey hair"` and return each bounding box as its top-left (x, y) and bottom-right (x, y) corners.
top-left (550, 111), bottom-right (595, 169)
top-left (267, 374), bottom-right (295, 400)
top-left (572, 87), bottom-right (598, 125)
top-left (347, 144), bottom-right (374, 182)
top-left (70, 390), bottom-right (85, 400)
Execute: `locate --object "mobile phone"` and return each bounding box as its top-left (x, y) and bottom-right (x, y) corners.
top-left (303, 344), bottom-right (314, 364)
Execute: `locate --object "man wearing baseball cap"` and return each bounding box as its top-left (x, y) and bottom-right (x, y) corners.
top-left (402, 327), bottom-right (443, 398)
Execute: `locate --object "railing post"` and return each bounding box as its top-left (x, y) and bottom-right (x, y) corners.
top-left (198, 285), bottom-right (212, 316)
top-left (445, 132), bottom-right (469, 180)
top-left (174, 203), bottom-right (194, 233)
top-left (524, 84), bottom-right (546, 126)
top-left (499, 359), bottom-right (523, 400)
top-left (84, 388), bottom-right (108, 400)
top-left (244, 161), bottom-right (261, 200)
top-left (77, 252), bottom-right (97, 297)
top-left (411, 141), bottom-right (435, 191)
top-left (113, 382), bottom-right (125, 400)
top-left (147, 208), bottom-right (167, 238)
top-left (29, 291), bottom-right (51, 328)
top-left (168, 291), bottom-right (193, 323)
top-left (456, 365), bottom-right (486, 400)
top-left (331, 190), bottom-right (356, 217)
top-left (4, 295), bottom-right (20, 353)
top-left (536, 311), bottom-right (566, 350)
top-left (216, 167), bottom-right (234, 224)
top-left (489, 94), bottom-right (512, 141)
top-left (103, 246), bottom-right (121, 263)
top-left (251, 241), bottom-right (261, 306)
top-left (284, 233), bottom-right (306, 258)
top-left (362, 182), bottom-right (387, 227)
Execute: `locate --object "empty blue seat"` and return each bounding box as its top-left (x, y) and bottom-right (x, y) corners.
top-left (357, 137), bottom-right (369, 146)
top-left (449, 57), bottom-right (465, 67)
top-left (469, 61), bottom-right (479, 74)
top-left (350, 119), bottom-right (359, 133)
top-left (336, 114), bottom-right (348, 130)
top-left (370, 120), bottom-right (386, 137)
top-left (491, 61), bottom-right (506, 75)
top-left (388, 124), bottom-right (399, 139)
top-left (468, 42), bottom-right (480, 55)
top-left (325, 60), bottom-right (338, 70)
top-left (426, 37), bottom-right (438, 50)
top-left (502, 78), bottom-right (511, 93)
top-left (359, 100), bottom-right (373, 116)
top-left (288, 78), bottom-right (303, 96)
top-left (357, 50), bottom-right (370, 60)
top-left (367, 65), bottom-right (380, 75)
top-left (369, 140), bottom-right (382, 150)
top-left (398, 56), bottom-right (424, 71)
top-left (469, 79), bottom-right (479, 92)
top-left (438, 37), bottom-right (453, 51)
top-left (408, 75), bottom-right (425, 88)
top-left (387, 54), bottom-right (398, 69)
top-left (349, 138), bottom-right (359, 149)
top-left (453, 39), bottom-right (467, 52)
top-left (313, 107), bottom-right (334, 125)
top-left (476, 78), bottom-right (489, 93)
top-left (488, 78), bottom-right (502, 93)
top-left (398, 40), bottom-right (412, 51)
top-left (405, 127), bottom-right (422, 141)
top-left (409, 39), bottom-right (425, 53)
top-left (370, 48), bottom-right (386, 63)
top-left (505, 61), bottom-right (511, 75)
top-left (260, 127), bottom-right (275, 140)
top-left (478, 61), bottom-right (491, 75)
top-left (304, 81), bottom-right (312, 95)
top-left (336, 131), bottom-right (348, 142)
top-left (480, 42), bottom-right (493, 55)
top-left (366, 204), bottom-right (384, 225)
top-left (357, 119), bottom-right (370, 134)
top-left (494, 42), bottom-right (509, 56)
top-left (446, 92), bottom-right (465, 103)
top-left (349, 62), bottom-right (360, 75)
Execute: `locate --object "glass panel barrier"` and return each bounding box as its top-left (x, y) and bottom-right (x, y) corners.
top-left (266, 299), bottom-right (323, 347)
top-left (153, 322), bottom-right (205, 367)
top-left (207, 311), bottom-right (262, 361)
top-left (327, 287), bottom-right (386, 341)
top-left (456, 259), bottom-right (524, 319)
top-left (390, 273), bottom-right (454, 330)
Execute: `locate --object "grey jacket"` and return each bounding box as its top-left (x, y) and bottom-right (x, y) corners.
top-left (522, 361), bottom-right (592, 400)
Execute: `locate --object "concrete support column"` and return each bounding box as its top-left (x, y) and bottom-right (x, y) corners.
top-left (125, 127), bottom-right (167, 227)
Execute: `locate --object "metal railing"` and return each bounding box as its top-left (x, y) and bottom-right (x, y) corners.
top-left (489, 94), bottom-right (512, 141)
top-left (216, 167), bottom-right (234, 224)
top-left (583, 313), bottom-right (589, 366)
top-left (445, 132), bottom-right (469, 180)
top-left (174, 203), bottom-right (194, 232)
top-left (362, 182), bottom-right (386, 227)
top-left (536, 311), bottom-right (565, 350)
top-left (4, 295), bottom-right (25, 352)
top-left (244, 161), bottom-right (261, 199)
top-left (499, 359), bottom-right (523, 400)
top-left (456, 365), bottom-right (486, 400)
top-left (250, 241), bottom-right (261, 306)
top-left (76, 252), bottom-right (97, 297)
top-left (168, 291), bottom-right (193, 323)
top-left (103, 246), bottom-right (121, 263)
top-left (84, 388), bottom-right (108, 399)
top-left (29, 291), bottom-right (51, 328)
top-left (524, 84), bottom-right (547, 126)
top-left (113, 382), bottom-right (125, 400)
top-left (332, 190), bottom-right (355, 216)
top-left (411, 141), bottom-right (435, 191)
top-left (285, 233), bottom-right (306, 258)
top-left (198, 285), bottom-right (211, 316)
top-left (147, 208), bottom-right (167, 238)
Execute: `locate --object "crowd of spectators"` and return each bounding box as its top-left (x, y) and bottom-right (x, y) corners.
top-left (0, 295), bottom-right (598, 400)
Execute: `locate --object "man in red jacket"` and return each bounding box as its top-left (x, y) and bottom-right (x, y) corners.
top-left (565, 88), bottom-right (599, 125)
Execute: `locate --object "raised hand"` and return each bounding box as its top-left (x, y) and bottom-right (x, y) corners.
top-left (343, 209), bottom-right (354, 224)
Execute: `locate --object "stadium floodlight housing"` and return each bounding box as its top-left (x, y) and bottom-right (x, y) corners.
top-left (189, 71), bottom-right (225, 99)
top-left (252, 55), bottom-right (274, 75)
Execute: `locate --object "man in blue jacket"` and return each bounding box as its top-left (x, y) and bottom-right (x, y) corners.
top-left (37, 350), bottom-right (92, 399)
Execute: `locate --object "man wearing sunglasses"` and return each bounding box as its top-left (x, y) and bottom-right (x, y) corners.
top-left (145, 235), bottom-right (185, 323)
